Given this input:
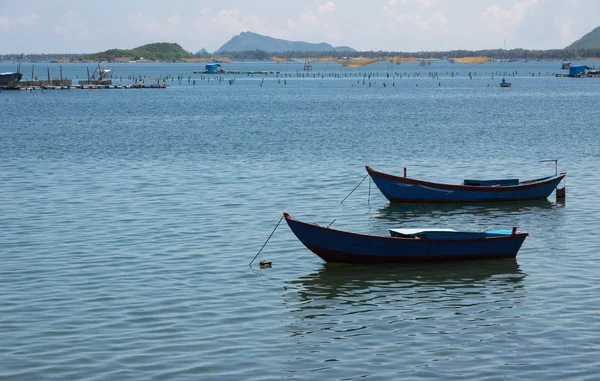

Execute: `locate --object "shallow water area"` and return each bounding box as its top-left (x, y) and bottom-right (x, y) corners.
top-left (1, 60), bottom-right (600, 380)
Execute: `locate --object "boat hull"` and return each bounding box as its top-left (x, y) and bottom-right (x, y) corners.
top-left (0, 72), bottom-right (23, 89)
top-left (366, 166), bottom-right (566, 203)
top-left (284, 213), bottom-right (528, 264)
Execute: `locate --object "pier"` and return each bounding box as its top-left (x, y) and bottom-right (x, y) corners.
top-left (9, 64), bottom-right (168, 90)
top-left (17, 82), bottom-right (167, 90)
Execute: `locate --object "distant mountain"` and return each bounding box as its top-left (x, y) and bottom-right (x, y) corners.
top-left (215, 32), bottom-right (354, 53)
top-left (85, 42), bottom-right (193, 61)
top-left (565, 26), bottom-right (600, 49)
top-left (194, 48), bottom-right (209, 57)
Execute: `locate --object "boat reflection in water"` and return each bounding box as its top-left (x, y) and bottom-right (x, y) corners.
top-left (282, 260), bottom-right (527, 375)
top-left (284, 259), bottom-right (525, 320)
top-left (373, 199), bottom-right (556, 222)
top-left (367, 199), bottom-right (561, 234)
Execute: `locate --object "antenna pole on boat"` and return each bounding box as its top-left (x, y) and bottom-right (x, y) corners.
top-left (539, 159), bottom-right (558, 175)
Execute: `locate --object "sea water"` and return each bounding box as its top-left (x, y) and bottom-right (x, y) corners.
top-left (1, 60), bottom-right (599, 380)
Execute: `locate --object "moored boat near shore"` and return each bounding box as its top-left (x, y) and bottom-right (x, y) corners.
top-left (284, 213), bottom-right (528, 264)
top-left (0, 72), bottom-right (23, 89)
top-left (366, 166), bottom-right (566, 203)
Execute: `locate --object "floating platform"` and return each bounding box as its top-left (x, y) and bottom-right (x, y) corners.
top-left (556, 72), bottom-right (600, 78)
top-left (192, 70), bottom-right (281, 75)
top-left (13, 83), bottom-right (167, 90)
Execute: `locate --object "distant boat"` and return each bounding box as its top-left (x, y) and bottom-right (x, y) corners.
top-left (284, 213), bottom-right (528, 264)
top-left (561, 62), bottom-right (571, 69)
top-left (366, 166), bottom-right (566, 203)
top-left (500, 77), bottom-right (511, 87)
top-left (0, 72), bottom-right (23, 89)
top-left (92, 64), bottom-right (112, 80)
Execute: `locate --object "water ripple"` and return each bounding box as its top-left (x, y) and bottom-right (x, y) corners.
top-left (2, 60), bottom-right (600, 380)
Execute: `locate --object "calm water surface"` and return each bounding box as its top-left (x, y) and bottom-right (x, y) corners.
top-left (1, 60), bottom-right (600, 380)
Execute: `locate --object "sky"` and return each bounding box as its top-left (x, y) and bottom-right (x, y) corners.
top-left (1, 0), bottom-right (599, 54)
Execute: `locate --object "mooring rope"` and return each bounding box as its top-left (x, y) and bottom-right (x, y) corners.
top-left (368, 177), bottom-right (371, 205)
top-left (249, 215), bottom-right (284, 266)
top-left (341, 173), bottom-right (369, 204)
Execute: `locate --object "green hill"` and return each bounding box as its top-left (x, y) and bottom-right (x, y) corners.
top-left (565, 26), bottom-right (600, 49)
top-left (215, 31), bottom-right (354, 53)
top-left (86, 42), bottom-right (192, 61)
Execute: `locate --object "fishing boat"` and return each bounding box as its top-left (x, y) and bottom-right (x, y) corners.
top-left (92, 64), bottom-right (112, 79)
top-left (284, 213), bottom-right (528, 264)
top-left (500, 77), bottom-right (511, 87)
top-left (366, 166), bottom-right (566, 203)
top-left (0, 72), bottom-right (23, 89)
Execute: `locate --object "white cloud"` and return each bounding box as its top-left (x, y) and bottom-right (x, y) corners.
top-left (167, 14), bottom-right (181, 27)
top-left (19, 12), bottom-right (41, 26)
top-left (394, 11), bottom-right (448, 33)
top-left (416, 12), bottom-right (448, 32)
top-left (285, 2), bottom-right (344, 44)
top-left (127, 12), bottom-right (181, 38)
top-left (480, 0), bottom-right (543, 33)
top-left (554, 19), bottom-right (574, 46)
top-left (416, 0), bottom-right (441, 8)
top-left (211, 9), bottom-right (274, 36)
top-left (385, 0), bottom-right (442, 9)
top-left (0, 12), bottom-right (40, 33)
top-left (7, 0), bottom-right (597, 54)
top-left (382, 0), bottom-right (448, 37)
top-left (0, 16), bottom-right (10, 32)
top-left (54, 11), bottom-right (88, 40)
top-left (318, 2), bottom-right (336, 15)
top-left (189, 8), bottom-right (278, 48)
top-left (298, 12), bottom-right (317, 25)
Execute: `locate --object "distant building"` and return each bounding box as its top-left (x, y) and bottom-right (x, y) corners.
top-left (569, 65), bottom-right (588, 76)
top-left (204, 63), bottom-right (222, 73)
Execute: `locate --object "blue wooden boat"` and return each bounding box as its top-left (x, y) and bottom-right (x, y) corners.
top-left (366, 166), bottom-right (566, 203)
top-left (284, 213), bottom-right (528, 264)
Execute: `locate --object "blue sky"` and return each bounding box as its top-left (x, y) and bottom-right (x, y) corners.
top-left (1, 0), bottom-right (599, 53)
